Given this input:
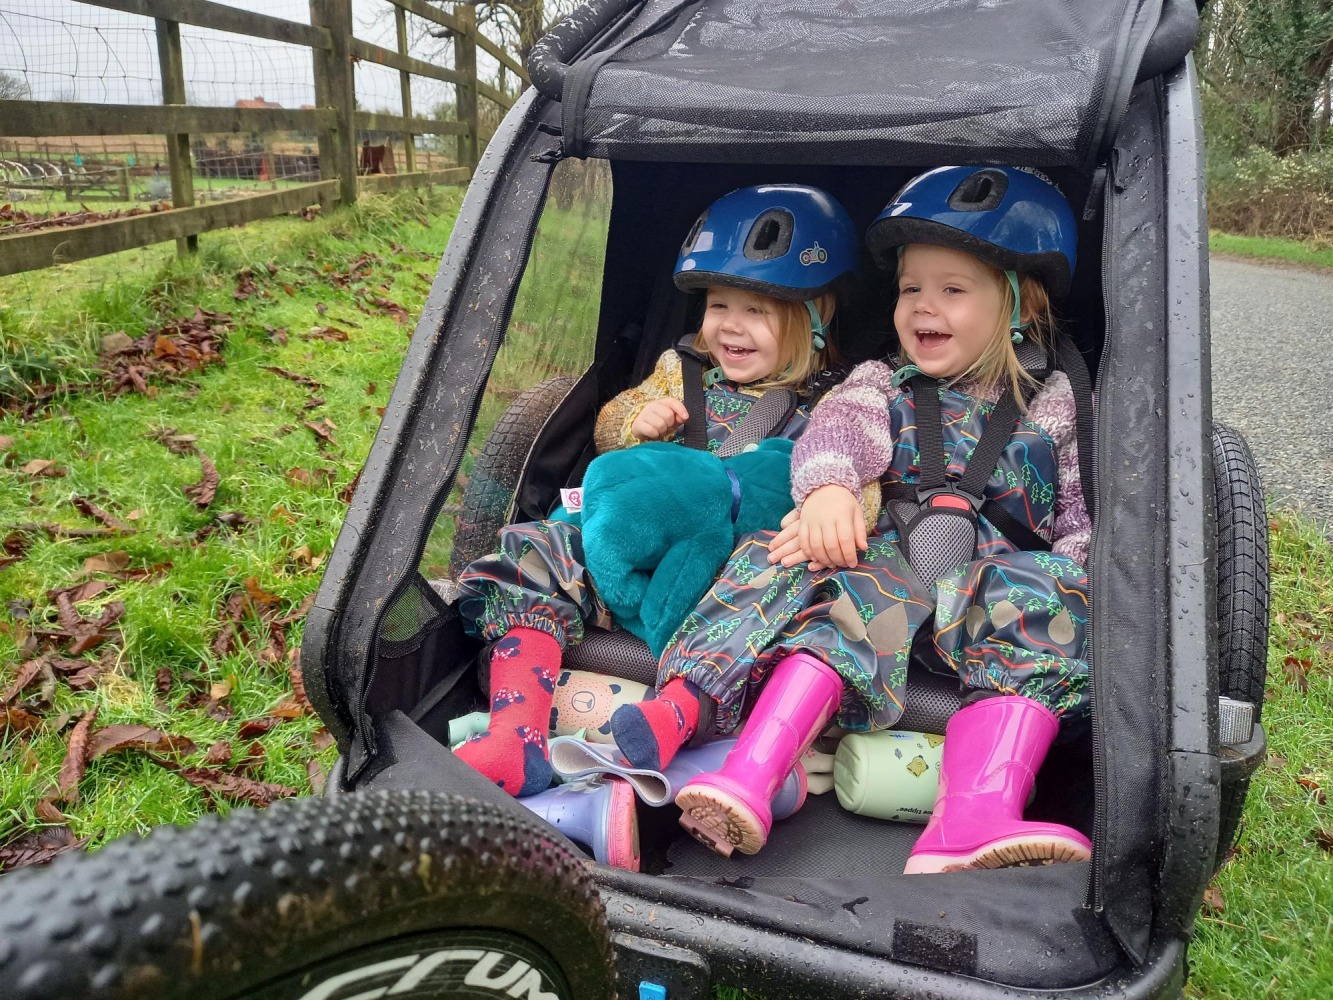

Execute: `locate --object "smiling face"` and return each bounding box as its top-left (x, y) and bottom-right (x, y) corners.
top-left (698, 286), bottom-right (785, 384)
top-left (894, 244), bottom-right (1006, 380)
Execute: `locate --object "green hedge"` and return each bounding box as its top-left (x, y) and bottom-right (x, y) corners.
top-left (1208, 148), bottom-right (1333, 247)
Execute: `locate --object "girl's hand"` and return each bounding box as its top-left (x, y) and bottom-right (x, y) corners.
top-left (798, 484), bottom-right (867, 568)
top-left (767, 509), bottom-right (827, 570)
top-left (631, 398), bottom-right (690, 441)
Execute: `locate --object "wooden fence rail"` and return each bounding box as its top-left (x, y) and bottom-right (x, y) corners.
top-left (0, 0), bottom-right (528, 278)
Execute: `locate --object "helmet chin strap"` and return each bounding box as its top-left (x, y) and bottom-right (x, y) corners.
top-left (1005, 270), bottom-right (1029, 344)
top-left (805, 300), bottom-right (827, 351)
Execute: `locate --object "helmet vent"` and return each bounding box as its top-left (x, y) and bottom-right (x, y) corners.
top-left (681, 212), bottom-right (706, 255)
top-left (948, 169), bottom-right (1008, 212)
top-left (744, 209), bottom-right (794, 261)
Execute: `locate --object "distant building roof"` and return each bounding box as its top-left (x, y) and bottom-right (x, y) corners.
top-left (235, 96), bottom-right (283, 109)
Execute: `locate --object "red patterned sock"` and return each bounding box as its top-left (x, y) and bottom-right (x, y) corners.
top-left (455, 627), bottom-right (561, 797)
top-left (610, 677), bottom-right (709, 770)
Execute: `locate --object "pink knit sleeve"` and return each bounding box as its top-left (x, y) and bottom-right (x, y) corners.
top-left (1025, 371), bottom-right (1091, 566)
top-left (790, 360), bottom-right (902, 505)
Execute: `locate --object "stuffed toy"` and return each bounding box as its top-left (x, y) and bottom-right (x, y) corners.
top-left (578, 438), bottom-right (796, 657)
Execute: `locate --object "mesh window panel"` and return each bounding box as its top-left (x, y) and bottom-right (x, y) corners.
top-left (378, 573), bottom-right (449, 659)
top-left (419, 158), bottom-right (611, 582)
top-left (567, 0), bottom-right (1133, 165)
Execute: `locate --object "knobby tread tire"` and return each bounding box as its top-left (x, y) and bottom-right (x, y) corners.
top-left (1210, 422), bottom-right (1270, 869)
top-left (448, 377), bottom-right (578, 579)
top-left (0, 790), bottom-right (616, 1000)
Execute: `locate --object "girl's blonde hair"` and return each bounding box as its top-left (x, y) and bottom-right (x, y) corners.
top-left (897, 262), bottom-right (1055, 410)
top-left (693, 290), bottom-right (839, 392)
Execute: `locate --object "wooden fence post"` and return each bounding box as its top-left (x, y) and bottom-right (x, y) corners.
top-left (154, 17), bottom-right (197, 254)
top-left (311, 0), bottom-right (358, 207)
top-left (394, 4), bottom-right (416, 175)
top-left (453, 7), bottom-right (478, 170)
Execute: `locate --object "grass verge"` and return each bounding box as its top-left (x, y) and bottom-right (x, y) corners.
top-left (1, 186), bottom-right (463, 851)
top-left (1186, 511), bottom-right (1333, 998)
top-left (1210, 231), bottom-right (1333, 271)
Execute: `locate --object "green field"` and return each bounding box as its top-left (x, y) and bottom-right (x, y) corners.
top-left (1, 195), bottom-right (1329, 998)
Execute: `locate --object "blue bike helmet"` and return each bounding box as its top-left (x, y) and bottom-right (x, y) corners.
top-left (866, 166), bottom-right (1077, 302)
top-left (674, 184), bottom-right (857, 303)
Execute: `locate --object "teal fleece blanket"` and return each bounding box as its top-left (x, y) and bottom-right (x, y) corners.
top-left (577, 439), bottom-right (796, 657)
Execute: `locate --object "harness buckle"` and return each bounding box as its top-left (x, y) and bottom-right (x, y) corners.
top-left (916, 485), bottom-right (982, 514)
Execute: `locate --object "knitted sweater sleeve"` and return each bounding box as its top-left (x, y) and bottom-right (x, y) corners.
top-left (1025, 370), bottom-right (1092, 566)
top-left (790, 359), bottom-right (902, 505)
top-left (593, 350), bottom-right (685, 454)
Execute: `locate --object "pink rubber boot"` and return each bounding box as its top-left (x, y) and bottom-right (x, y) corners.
top-left (675, 652), bottom-right (843, 856)
top-left (904, 695), bottom-right (1092, 874)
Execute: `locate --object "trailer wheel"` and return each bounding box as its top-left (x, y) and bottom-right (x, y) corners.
top-left (1211, 422), bottom-right (1270, 869)
top-left (448, 377), bottom-right (577, 578)
top-left (0, 790), bottom-right (616, 1000)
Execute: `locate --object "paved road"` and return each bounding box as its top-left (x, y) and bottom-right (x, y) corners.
top-left (1210, 256), bottom-right (1333, 527)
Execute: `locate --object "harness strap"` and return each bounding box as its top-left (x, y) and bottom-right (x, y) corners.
top-left (717, 387), bottom-right (799, 457)
top-left (677, 347), bottom-right (709, 451)
top-left (895, 350), bottom-right (1053, 554)
top-left (956, 385), bottom-right (1024, 500)
top-left (677, 341), bottom-right (800, 454)
top-left (911, 373), bottom-right (949, 491)
top-left (1052, 332), bottom-right (1098, 525)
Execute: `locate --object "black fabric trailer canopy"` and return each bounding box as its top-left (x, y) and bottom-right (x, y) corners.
top-left (529, 0), bottom-right (1199, 167)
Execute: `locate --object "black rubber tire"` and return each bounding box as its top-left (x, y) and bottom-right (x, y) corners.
top-left (1211, 422), bottom-right (1270, 869)
top-left (0, 791), bottom-right (617, 1000)
top-left (448, 377), bottom-right (577, 579)
top-left (1212, 423), bottom-right (1270, 719)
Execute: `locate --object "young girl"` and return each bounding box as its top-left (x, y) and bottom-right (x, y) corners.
top-left (453, 183), bottom-right (856, 798)
top-left (612, 166), bottom-right (1093, 872)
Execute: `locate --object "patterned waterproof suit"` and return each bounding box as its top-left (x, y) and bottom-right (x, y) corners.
top-left (659, 367), bottom-right (1091, 734)
top-left (456, 349), bottom-right (811, 649)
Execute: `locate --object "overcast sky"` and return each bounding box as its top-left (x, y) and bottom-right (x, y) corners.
top-left (0, 1), bottom-right (496, 114)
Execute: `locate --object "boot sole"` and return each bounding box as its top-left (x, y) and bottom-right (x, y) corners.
top-left (603, 777), bottom-right (641, 872)
top-left (905, 835), bottom-right (1091, 874)
top-left (675, 787), bottom-right (767, 857)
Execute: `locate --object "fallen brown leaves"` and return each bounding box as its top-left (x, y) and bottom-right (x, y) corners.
top-left (57, 705), bottom-right (98, 803)
top-left (302, 325), bottom-right (350, 343)
top-left (0, 201), bottom-right (171, 237)
top-left (87, 724), bottom-right (198, 760)
top-left (20, 458), bottom-right (65, 478)
top-left (0, 826), bottom-right (89, 871)
top-left (303, 417), bottom-right (338, 448)
top-left (72, 497), bottom-right (134, 533)
top-left (101, 309), bottom-right (230, 398)
top-left (182, 452), bottom-right (220, 508)
top-left (148, 758), bottom-right (297, 807)
top-left (262, 365), bottom-right (323, 390)
top-left (210, 578), bottom-right (315, 673)
top-left (358, 293), bottom-right (410, 324)
top-left (147, 427), bottom-right (200, 454)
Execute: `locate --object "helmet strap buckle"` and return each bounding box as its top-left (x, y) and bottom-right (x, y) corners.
top-left (1005, 270), bottom-right (1030, 344)
top-left (804, 300), bottom-right (828, 351)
